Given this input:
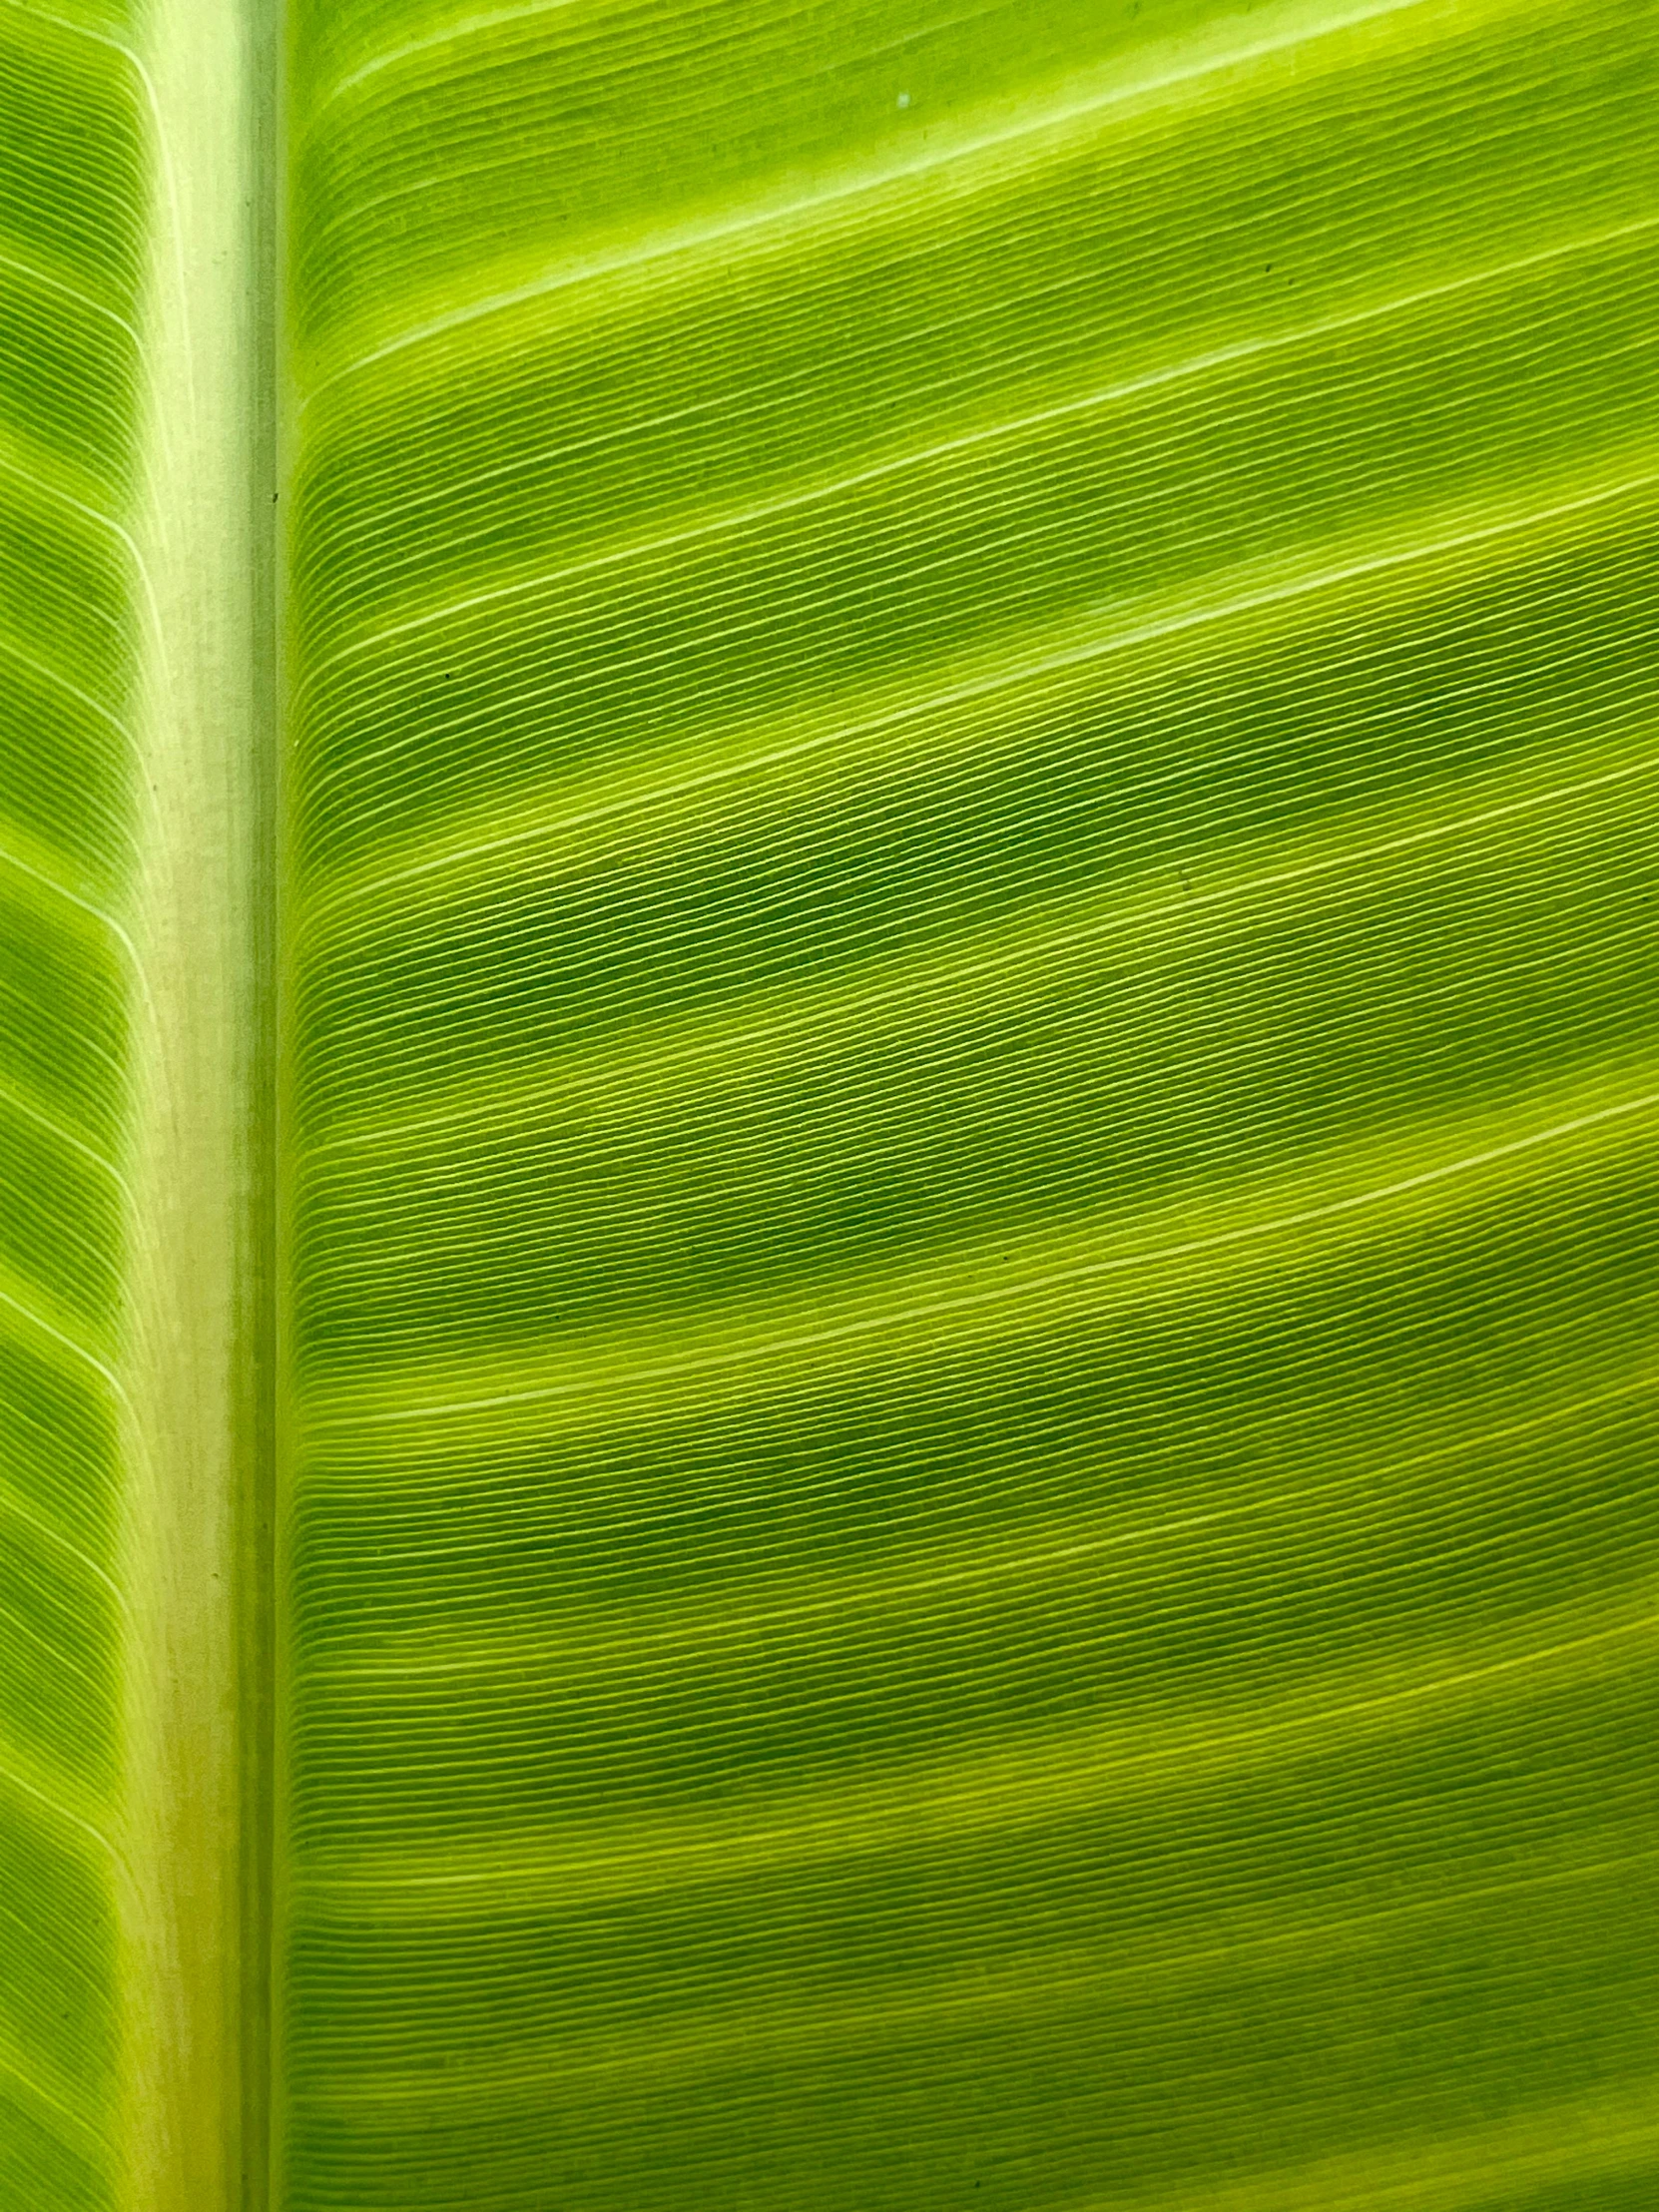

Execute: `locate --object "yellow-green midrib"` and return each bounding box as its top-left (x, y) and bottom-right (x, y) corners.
top-left (279, 0), bottom-right (1659, 2205)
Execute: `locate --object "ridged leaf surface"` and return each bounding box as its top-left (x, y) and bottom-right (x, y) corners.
top-left (0, 6), bottom-right (140, 2203)
top-left (280, 2), bottom-right (1659, 2209)
top-left (4, 0), bottom-right (1657, 2206)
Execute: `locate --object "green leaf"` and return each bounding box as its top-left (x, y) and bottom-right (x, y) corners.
top-left (5, 0), bottom-right (1659, 2207)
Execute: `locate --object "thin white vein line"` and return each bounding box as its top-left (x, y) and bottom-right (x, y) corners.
top-left (307, 0), bottom-right (585, 117)
top-left (301, 261), bottom-right (1659, 819)
top-left (0, 1278), bottom-right (120, 1395)
top-left (0, 1474), bottom-right (125, 1609)
top-left (298, 0), bottom-right (1433, 406)
top-left (0, 0), bottom-right (199, 429)
top-left (292, 211), bottom-right (1657, 724)
top-left (0, 2040), bottom-right (110, 2155)
top-left (0, 628), bottom-right (141, 754)
top-left (1211, 2121), bottom-right (1659, 2212)
top-left (0, 243), bottom-right (138, 340)
top-left (0, 0), bottom-right (192, 474)
top-left (0, 446), bottom-right (168, 637)
top-left (305, 0), bottom-right (999, 127)
top-left (53, 3), bottom-right (203, 434)
top-left (0, 1286), bottom-right (149, 1702)
top-left (0, 833), bottom-right (149, 994)
top-left (0, 0), bottom-right (136, 59)
top-left (303, 1089), bottom-right (1659, 1430)
top-left (304, 0), bottom-right (1054, 250)
top-left (290, 1279), bottom-right (1643, 1555)
top-left (0, 1068), bottom-right (130, 1198)
top-left (0, 642), bottom-right (160, 1021)
top-left (299, 294), bottom-right (1659, 817)
top-left (304, 738), bottom-right (1659, 1160)
top-left (300, 460), bottom-right (1659, 943)
top-left (304, 1509), bottom-right (1601, 1729)
top-left (303, 1848), bottom-right (1659, 2093)
top-left (0, 1742), bottom-right (118, 1861)
top-left (0, 1579), bottom-right (114, 1711)
top-left (287, 61), bottom-right (1624, 562)
top-left (312, 1366), bottom-right (1659, 1679)
top-left (292, 236), bottom-right (1075, 558)
top-left (300, 1612), bottom-right (1658, 1899)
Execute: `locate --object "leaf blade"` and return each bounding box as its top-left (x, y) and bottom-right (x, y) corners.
top-left (273, 0), bottom-right (1657, 2202)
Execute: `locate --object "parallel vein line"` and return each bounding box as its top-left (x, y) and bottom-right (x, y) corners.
top-left (0, 1743), bottom-right (117, 1862)
top-left (302, 1088), bottom-right (1659, 1425)
top-left (0, 447), bottom-right (169, 642)
top-left (300, 462), bottom-right (1659, 929)
top-left (302, 1611), bottom-right (1658, 1901)
top-left (305, 0), bottom-right (584, 117)
top-left (0, 631), bottom-right (141, 756)
top-left (0, 1478), bottom-right (126, 1610)
top-left (1134, 2120), bottom-right (1659, 2212)
top-left (304, 1), bottom-right (1105, 251)
top-left (306, 0), bottom-right (1009, 125)
top-left (292, 210), bottom-right (1659, 709)
top-left (309, 1367), bottom-right (1659, 1678)
top-left (0, 447), bottom-right (127, 538)
top-left (0, 2042), bottom-right (110, 2155)
top-left (0, 1072), bottom-right (130, 1197)
top-left (308, 1847), bottom-right (1659, 2102)
top-left (0, 834), bottom-right (151, 1007)
top-left (298, 786), bottom-right (1657, 1163)
top-left (0, 1276), bottom-right (121, 1396)
top-left (0, 0), bottom-right (202, 430)
top-left (299, 0), bottom-right (1437, 401)
top-left (0, 0), bottom-right (138, 62)
top-left (0, 244), bottom-right (138, 337)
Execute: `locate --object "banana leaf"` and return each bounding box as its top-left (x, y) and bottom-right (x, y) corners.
top-left (1, 0), bottom-right (1656, 2206)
